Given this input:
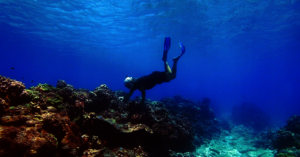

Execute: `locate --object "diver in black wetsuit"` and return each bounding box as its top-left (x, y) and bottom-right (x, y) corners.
top-left (123, 37), bottom-right (185, 104)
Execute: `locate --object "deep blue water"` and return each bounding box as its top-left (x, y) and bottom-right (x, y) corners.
top-left (1, 0), bottom-right (300, 126)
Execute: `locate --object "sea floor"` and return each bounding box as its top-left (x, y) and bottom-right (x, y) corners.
top-left (193, 125), bottom-right (276, 157)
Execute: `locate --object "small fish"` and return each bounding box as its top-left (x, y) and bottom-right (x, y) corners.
top-left (31, 80), bottom-right (34, 82)
top-left (11, 67), bottom-right (15, 69)
top-left (21, 77), bottom-right (24, 79)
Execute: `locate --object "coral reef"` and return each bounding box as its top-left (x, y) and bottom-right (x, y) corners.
top-left (161, 96), bottom-right (221, 146)
top-left (253, 128), bottom-right (278, 149)
top-left (273, 115), bottom-right (300, 156)
top-left (0, 77), bottom-right (81, 156)
top-left (0, 75), bottom-right (220, 157)
top-left (0, 76), bottom-right (29, 110)
top-left (285, 115), bottom-right (300, 135)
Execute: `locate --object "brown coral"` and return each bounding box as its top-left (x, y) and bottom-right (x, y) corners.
top-left (0, 76), bottom-right (29, 107)
top-left (0, 126), bottom-right (57, 157)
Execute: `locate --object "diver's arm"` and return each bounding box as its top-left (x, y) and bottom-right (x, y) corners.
top-left (123, 89), bottom-right (135, 103)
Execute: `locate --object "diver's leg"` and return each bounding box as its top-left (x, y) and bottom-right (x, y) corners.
top-left (162, 50), bottom-right (168, 62)
top-left (170, 60), bottom-right (178, 80)
top-left (163, 37), bottom-right (172, 75)
top-left (164, 61), bottom-right (172, 73)
top-left (165, 61), bottom-right (174, 81)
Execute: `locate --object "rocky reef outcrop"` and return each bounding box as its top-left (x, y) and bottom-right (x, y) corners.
top-left (0, 75), bottom-right (220, 157)
top-left (273, 115), bottom-right (300, 157)
top-left (160, 96), bottom-right (221, 146)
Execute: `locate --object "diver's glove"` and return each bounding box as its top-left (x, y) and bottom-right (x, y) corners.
top-left (164, 37), bottom-right (171, 52)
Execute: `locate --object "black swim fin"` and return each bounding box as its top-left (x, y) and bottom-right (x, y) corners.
top-left (164, 37), bottom-right (171, 51)
top-left (173, 42), bottom-right (185, 62)
top-left (162, 37), bottom-right (171, 62)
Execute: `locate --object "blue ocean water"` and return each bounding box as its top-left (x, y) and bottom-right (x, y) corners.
top-left (1, 0), bottom-right (300, 125)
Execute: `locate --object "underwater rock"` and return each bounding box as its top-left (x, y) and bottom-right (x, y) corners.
top-left (47, 106), bottom-right (57, 112)
top-left (254, 128), bottom-right (277, 149)
top-left (274, 129), bottom-right (297, 150)
top-left (0, 76), bottom-right (25, 97)
top-left (276, 147), bottom-right (300, 157)
top-left (0, 75), bottom-right (30, 107)
top-left (0, 77), bottom-right (81, 156)
top-left (82, 99), bottom-right (196, 156)
top-left (285, 115), bottom-right (300, 135)
top-left (161, 96), bottom-right (220, 146)
top-left (0, 125), bottom-right (57, 157)
top-left (273, 115), bottom-right (300, 156)
top-left (56, 80), bottom-right (67, 89)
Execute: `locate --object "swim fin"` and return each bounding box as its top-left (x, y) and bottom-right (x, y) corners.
top-left (173, 42), bottom-right (185, 62)
top-left (164, 37), bottom-right (171, 52)
top-left (179, 42), bottom-right (185, 54)
top-left (162, 37), bottom-right (171, 62)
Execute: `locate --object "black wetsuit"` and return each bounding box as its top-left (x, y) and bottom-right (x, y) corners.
top-left (132, 71), bottom-right (170, 90)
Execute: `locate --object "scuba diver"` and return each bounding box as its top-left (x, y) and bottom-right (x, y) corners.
top-left (123, 37), bottom-right (185, 104)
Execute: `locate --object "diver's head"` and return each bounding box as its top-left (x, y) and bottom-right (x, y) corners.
top-left (124, 76), bottom-right (133, 89)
